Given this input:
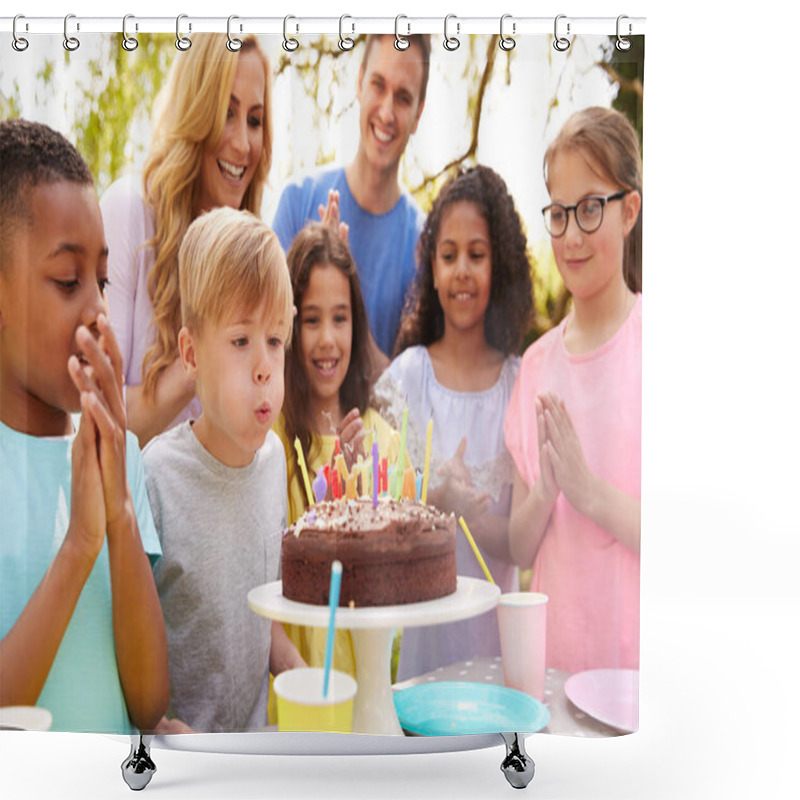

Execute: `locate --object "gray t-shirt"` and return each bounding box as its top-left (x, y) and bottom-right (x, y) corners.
top-left (143, 422), bottom-right (287, 732)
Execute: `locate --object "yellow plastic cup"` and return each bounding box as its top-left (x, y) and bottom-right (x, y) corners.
top-left (274, 668), bottom-right (357, 733)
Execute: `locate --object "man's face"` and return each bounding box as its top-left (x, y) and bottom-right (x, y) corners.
top-left (356, 36), bottom-right (425, 177)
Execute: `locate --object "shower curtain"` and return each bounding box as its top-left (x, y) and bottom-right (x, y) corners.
top-left (0, 20), bottom-right (644, 744)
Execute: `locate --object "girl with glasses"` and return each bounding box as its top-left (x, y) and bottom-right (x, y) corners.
top-left (504, 107), bottom-right (643, 675)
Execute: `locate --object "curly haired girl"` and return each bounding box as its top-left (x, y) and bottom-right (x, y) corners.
top-left (375, 164), bottom-right (533, 679)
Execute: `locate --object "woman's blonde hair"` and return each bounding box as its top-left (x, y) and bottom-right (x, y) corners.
top-left (179, 207), bottom-right (292, 344)
top-left (142, 33), bottom-right (273, 395)
top-left (544, 106), bottom-right (642, 293)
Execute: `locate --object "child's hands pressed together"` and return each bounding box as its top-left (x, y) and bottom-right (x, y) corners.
top-left (535, 396), bottom-right (559, 502)
top-left (68, 314), bottom-right (132, 533)
top-left (66, 396), bottom-right (107, 562)
top-left (540, 393), bottom-right (596, 516)
top-left (318, 189), bottom-right (350, 245)
top-left (337, 407), bottom-right (366, 472)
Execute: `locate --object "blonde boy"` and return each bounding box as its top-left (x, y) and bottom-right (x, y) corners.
top-left (143, 207), bottom-right (304, 733)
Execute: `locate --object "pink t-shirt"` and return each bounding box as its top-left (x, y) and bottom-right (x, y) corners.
top-left (504, 294), bottom-right (641, 673)
top-left (100, 175), bottom-right (201, 430)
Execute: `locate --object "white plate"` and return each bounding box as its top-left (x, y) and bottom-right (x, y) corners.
top-left (564, 669), bottom-right (639, 733)
top-left (0, 706), bottom-right (53, 731)
top-left (248, 576), bottom-right (500, 629)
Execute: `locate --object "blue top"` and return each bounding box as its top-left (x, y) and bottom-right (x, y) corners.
top-left (272, 166), bottom-right (424, 356)
top-left (0, 418), bottom-right (161, 733)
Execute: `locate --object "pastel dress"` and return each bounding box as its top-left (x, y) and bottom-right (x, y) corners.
top-left (504, 294), bottom-right (642, 674)
top-left (373, 346), bottom-right (520, 681)
top-left (267, 409), bottom-right (402, 722)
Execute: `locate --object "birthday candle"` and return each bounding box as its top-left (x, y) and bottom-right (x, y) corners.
top-left (421, 418), bottom-right (433, 504)
top-left (332, 468), bottom-right (341, 500)
top-left (395, 406), bottom-right (409, 499)
top-left (458, 516), bottom-right (496, 585)
top-left (294, 437), bottom-right (315, 507)
top-left (401, 467), bottom-right (416, 500)
top-left (345, 473), bottom-right (357, 500)
top-left (312, 469), bottom-right (328, 504)
top-left (380, 457), bottom-right (388, 494)
top-left (372, 442), bottom-right (379, 508)
top-left (335, 453), bottom-right (349, 482)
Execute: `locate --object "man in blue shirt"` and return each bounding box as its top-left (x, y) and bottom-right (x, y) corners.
top-left (272, 34), bottom-right (431, 366)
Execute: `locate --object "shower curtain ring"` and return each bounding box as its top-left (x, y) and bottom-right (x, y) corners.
top-left (175, 14), bottom-right (192, 51)
top-left (122, 15), bottom-right (138, 51)
top-left (499, 14), bottom-right (516, 51)
top-left (394, 15), bottom-right (410, 51)
top-left (12, 15), bottom-right (29, 52)
top-left (227, 16), bottom-right (242, 51)
top-left (339, 15), bottom-right (354, 51)
top-left (553, 14), bottom-right (571, 52)
top-left (616, 15), bottom-right (632, 51)
top-left (283, 15), bottom-right (299, 52)
top-left (63, 14), bottom-right (80, 51)
top-left (443, 14), bottom-right (460, 51)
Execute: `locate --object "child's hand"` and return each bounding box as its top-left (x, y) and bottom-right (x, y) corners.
top-left (337, 407), bottom-right (366, 472)
top-left (436, 438), bottom-right (492, 522)
top-left (66, 393), bottom-right (107, 562)
top-left (541, 394), bottom-right (596, 516)
top-left (155, 715), bottom-right (195, 735)
top-left (318, 189), bottom-right (350, 245)
top-left (68, 316), bottom-right (132, 531)
top-left (535, 396), bottom-right (559, 501)
top-left (438, 437), bottom-right (471, 485)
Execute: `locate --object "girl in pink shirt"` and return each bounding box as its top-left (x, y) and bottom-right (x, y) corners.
top-left (504, 107), bottom-right (643, 674)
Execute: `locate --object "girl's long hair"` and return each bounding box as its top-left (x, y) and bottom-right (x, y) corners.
top-left (283, 223), bottom-right (372, 464)
top-left (142, 34), bottom-right (273, 395)
top-left (394, 165), bottom-right (533, 357)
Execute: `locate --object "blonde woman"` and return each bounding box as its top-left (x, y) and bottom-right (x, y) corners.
top-left (101, 34), bottom-right (272, 446)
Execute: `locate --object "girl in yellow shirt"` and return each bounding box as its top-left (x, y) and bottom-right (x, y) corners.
top-left (269, 222), bottom-right (402, 721)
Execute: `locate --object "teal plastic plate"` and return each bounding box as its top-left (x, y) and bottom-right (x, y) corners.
top-left (393, 681), bottom-right (550, 736)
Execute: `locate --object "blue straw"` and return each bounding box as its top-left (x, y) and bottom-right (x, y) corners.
top-left (322, 560), bottom-right (343, 698)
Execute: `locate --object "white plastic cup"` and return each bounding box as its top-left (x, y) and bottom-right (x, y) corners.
top-left (497, 592), bottom-right (548, 701)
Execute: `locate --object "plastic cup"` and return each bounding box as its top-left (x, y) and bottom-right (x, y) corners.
top-left (274, 667), bottom-right (357, 733)
top-left (497, 592), bottom-right (548, 701)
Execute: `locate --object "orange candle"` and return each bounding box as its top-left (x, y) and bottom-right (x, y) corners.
top-left (401, 467), bottom-right (416, 500)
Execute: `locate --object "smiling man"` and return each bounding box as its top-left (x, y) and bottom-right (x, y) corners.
top-left (272, 34), bottom-right (431, 364)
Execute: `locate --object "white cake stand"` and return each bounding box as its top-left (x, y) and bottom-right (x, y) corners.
top-left (248, 576), bottom-right (500, 735)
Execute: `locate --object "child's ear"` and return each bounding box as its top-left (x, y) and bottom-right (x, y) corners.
top-left (178, 326), bottom-right (199, 380)
top-left (623, 190), bottom-right (642, 236)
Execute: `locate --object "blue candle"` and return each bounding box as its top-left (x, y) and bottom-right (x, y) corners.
top-left (323, 560), bottom-right (343, 698)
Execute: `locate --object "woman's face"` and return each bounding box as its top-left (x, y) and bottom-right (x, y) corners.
top-left (197, 49), bottom-right (266, 213)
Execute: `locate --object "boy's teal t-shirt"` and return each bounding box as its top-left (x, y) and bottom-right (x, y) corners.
top-left (0, 417), bottom-right (161, 733)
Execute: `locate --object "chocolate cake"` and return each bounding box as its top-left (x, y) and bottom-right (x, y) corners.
top-left (281, 497), bottom-right (457, 607)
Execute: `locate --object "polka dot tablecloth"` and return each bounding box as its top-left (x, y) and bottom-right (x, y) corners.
top-left (393, 656), bottom-right (623, 738)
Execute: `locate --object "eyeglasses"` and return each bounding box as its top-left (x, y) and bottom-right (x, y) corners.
top-left (542, 191), bottom-right (627, 237)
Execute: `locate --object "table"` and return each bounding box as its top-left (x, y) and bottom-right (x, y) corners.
top-left (248, 576), bottom-right (500, 735)
top-left (393, 656), bottom-right (624, 738)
